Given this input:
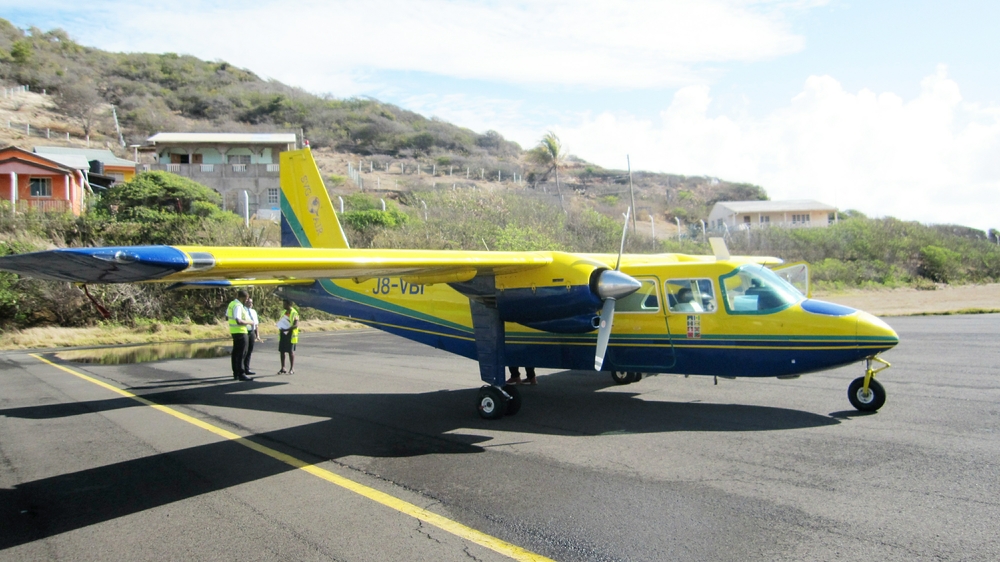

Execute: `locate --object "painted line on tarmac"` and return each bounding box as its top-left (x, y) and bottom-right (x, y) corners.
top-left (30, 354), bottom-right (552, 562)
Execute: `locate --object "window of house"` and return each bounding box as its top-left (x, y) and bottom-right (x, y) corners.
top-left (665, 278), bottom-right (716, 313)
top-left (110, 173), bottom-right (125, 183)
top-left (227, 154), bottom-right (251, 165)
top-left (760, 216), bottom-right (770, 224)
top-left (616, 278), bottom-right (660, 313)
top-left (29, 177), bottom-right (52, 197)
top-left (267, 188), bottom-right (280, 206)
top-left (792, 214), bottom-right (811, 224)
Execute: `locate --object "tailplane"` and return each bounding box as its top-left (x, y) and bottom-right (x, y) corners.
top-left (279, 147), bottom-right (350, 249)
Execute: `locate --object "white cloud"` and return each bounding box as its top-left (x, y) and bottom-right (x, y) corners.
top-left (560, 66), bottom-right (1000, 231)
top-left (15, 0), bottom-right (808, 91)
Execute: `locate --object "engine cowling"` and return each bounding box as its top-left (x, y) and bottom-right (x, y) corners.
top-left (496, 267), bottom-right (641, 332)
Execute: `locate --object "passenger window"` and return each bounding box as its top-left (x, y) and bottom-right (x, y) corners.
top-left (617, 279), bottom-right (660, 313)
top-left (665, 279), bottom-right (716, 313)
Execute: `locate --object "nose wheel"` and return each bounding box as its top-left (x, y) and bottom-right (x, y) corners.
top-left (848, 356), bottom-right (890, 412)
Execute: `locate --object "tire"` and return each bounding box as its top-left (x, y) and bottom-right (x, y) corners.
top-left (503, 384), bottom-right (522, 416)
top-left (611, 371), bottom-right (633, 385)
top-left (848, 377), bottom-right (886, 412)
top-left (629, 372), bottom-right (643, 383)
top-left (477, 386), bottom-right (507, 420)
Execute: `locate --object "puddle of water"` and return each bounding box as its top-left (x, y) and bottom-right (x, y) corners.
top-left (56, 341), bottom-right (231, 365)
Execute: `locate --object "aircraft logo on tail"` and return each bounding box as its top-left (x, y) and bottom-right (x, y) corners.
top-left (279, 148), bottom-right (350, 249)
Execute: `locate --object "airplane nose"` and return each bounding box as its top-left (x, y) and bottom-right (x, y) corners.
top-left (856, 311), bottom-right (899, 350)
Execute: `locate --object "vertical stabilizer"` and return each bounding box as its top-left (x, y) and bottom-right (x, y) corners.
top-left (280, 148), bottom-right (350, 249)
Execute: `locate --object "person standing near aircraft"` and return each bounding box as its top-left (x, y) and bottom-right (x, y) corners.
top-left (243, 297), bottom-right (261, 375)
top-left (227, 289), bottom-right (253, 381)
top-left (277, 299), bottom-right (300, 375)
top-left (507, 366), bottom-right (537, 385)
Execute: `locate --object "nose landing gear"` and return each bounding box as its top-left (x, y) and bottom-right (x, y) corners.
top-left (848, 356), bottom-right (890, 412)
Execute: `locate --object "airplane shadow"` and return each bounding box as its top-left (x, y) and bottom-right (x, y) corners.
top-left (0, 360), bottom-right (839, 550)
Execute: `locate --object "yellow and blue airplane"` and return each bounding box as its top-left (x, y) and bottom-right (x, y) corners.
top-left (0, 148), bottom-right (899, 419)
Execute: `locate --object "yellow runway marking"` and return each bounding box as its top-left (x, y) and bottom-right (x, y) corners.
top-left (30, 354), bottom-right (552, 562)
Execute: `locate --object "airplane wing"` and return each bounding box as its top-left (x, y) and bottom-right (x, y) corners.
top-left (0, 245), bottom-right (555, 285)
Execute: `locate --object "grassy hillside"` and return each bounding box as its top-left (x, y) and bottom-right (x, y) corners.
top-left (0, 19), bottom-right (767, 225)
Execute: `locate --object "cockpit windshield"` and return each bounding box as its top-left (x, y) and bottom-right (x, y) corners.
top-left (719, 265), bottom-right (804, 314)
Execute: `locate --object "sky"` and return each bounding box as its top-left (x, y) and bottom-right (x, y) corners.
top-left (3, 0), bottom-right (999, 231)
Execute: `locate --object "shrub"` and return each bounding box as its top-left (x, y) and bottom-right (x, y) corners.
top-left (918, 245), bottom-right (963, 283)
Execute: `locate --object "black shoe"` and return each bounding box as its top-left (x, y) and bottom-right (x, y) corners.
top-left (233, 374), bottom-right (239, 380)
top-left (236, 374), bottom-right (251, 381)
top-left (246, 371), bottom-right (256, 375)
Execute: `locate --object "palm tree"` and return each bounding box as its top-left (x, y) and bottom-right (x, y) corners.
top-left (528, 131), bottom-right (565, 210)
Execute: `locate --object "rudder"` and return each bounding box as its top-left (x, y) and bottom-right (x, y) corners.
top-left (280, 148), bottom-right (350, 249)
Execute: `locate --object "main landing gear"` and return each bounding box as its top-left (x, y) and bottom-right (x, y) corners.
top-left (477, 384), bottom-right (522, 420)
top-left (611, 371), bottom-right (642, 385)
top-left (848, 356), bottom-right (891, 412)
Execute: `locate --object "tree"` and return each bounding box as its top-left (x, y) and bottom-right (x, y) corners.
top-left (56, 78), bottom-right (104, 137)
top-left (528, 131), bottom-right (566, 210)
top-left (99, 171), bottom-right (223, 221)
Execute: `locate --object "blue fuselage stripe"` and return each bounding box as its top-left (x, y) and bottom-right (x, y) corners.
top-left (285, 282), bottom-right (892, 378)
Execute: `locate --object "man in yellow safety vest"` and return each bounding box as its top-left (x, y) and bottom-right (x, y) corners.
top-left (227, 289), bottom-right (253, 381)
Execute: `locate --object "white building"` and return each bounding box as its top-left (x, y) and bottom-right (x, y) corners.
top-left (708, 200), bottom-right (838, 230)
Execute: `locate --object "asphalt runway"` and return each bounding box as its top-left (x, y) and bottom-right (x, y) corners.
top-left (1, 314), bottom-right (998, 561)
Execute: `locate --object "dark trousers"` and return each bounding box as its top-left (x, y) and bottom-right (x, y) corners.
top-left (243, 330), bottom-right (255, 373)
top-left (231, 333), bottom-right (248, 377)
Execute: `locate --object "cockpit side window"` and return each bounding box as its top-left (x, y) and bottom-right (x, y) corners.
top-left (617, 278), bottom-right (660, 313)
top-left (719, 265), bottom-right (803, 314)
top-left (665, 278), bottom-right (716, 313)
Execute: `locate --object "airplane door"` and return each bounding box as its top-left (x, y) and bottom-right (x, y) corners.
top-left (664, 277), bottom-right (719, 368)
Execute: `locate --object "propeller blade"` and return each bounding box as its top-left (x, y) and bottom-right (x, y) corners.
top-left (594, 297), bottom-right (616, 370)
top-left (615, 207), bottom-right (631, 271)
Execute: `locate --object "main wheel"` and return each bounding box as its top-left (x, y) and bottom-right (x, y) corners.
top-left (848, 377), bottom-right (886, 412)
top-left (611, 371), bottom-right (633, 385)
top-left (503, 384), bottom-right (522, 416)
top-left (477, 386), bottom-right (507, 420)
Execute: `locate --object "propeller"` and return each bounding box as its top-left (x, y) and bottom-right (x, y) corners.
top-left (594, 208), bottom-right (641, 370)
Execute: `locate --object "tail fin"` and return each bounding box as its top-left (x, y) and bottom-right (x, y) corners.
top-left (279, 147), bottom-right (350, 249)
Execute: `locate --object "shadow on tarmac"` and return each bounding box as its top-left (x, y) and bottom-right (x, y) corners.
top-left (0, 359), bottom-right (839, 550)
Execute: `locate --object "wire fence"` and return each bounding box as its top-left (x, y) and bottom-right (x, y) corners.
top-left (1, 83), bottom-right (116, 148)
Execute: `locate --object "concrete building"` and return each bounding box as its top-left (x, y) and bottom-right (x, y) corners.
top-left (708, 200), bottom-right (838, 231)
top-left (140, 132), bottom-right (298, 217)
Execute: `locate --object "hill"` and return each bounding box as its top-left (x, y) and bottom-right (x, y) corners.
top-left (0, 19), bottom-right (771, 233)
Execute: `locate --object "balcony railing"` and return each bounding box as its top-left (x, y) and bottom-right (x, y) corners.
top-left (16, 199), bottom-right (71, 213)
top-left (142, 163), bottom-right (279, 178)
